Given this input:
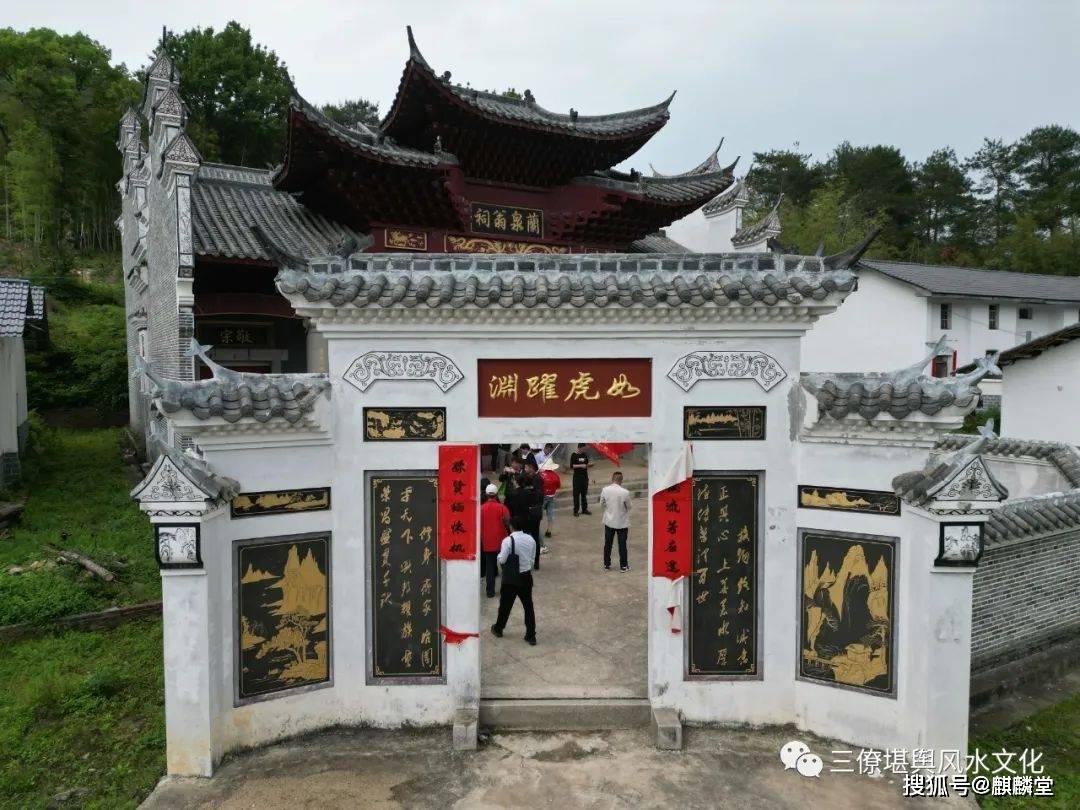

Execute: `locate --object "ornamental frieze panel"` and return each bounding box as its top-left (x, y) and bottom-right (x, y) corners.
top-left (134, 456), bottom-right (209, 504)
top-left (385, 228), bottom-right (428, 251)
top-left (344, 351), bottom-right (464, 393)
top-left (445, 235), bottom-right (569, 254)
top-left (934, 458), bottom-right (1002, 502)
top-left (667, 351), bottom-right (787, 392)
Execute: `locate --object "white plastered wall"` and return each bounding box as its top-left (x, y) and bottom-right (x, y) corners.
top-left (1001, 339), bottom-right (1080, 445)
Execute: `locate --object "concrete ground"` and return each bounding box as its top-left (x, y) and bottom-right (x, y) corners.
top-left (143, 725), bottom-right (968, 809)
top-left (481, 457), bottom-right (649, 699)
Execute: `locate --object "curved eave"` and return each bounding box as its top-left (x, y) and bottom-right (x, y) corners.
top-left (575, 167), bottom-right (736, 208)
top-left (275, 95), bottom-right (456, 188)
top-left (381, 29), bottom-right (672, 142)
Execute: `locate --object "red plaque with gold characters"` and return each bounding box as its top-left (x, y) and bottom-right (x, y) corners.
top-left (478, 358), bottom-right (651, 418)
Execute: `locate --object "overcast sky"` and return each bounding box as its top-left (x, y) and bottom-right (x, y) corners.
top-left (5, 0), bottom-right (1078, 174)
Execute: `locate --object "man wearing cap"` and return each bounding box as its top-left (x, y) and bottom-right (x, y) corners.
top-left (480, 484), bottom-right (512, 598)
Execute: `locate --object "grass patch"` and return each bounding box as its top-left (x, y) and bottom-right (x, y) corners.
top-left (0, 618), bottom-right (165, 809)
top-left (973, 690), bottom-right (1080, 807)
top-left (0, 427), bottom-right (157, 625)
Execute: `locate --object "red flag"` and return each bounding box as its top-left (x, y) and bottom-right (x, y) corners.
top-left (652, 479), bottom-right (692, 579)
top-left (590, 442), bottom-right (635, 465)
top-left (440, 625), bottom-right (480, 644)
top-left (438, 444), bottom-right (478, 560)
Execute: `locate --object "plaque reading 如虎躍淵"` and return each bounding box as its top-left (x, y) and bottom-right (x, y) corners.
top-left (236, 534), bottom-right (331, 702)
top-left (688, 473), bottom-right (759, 677)
top-left (369, 473), bottom-right (442, 681)
top-left (684, 406), bottom-right (766, 440)
top-left (363, 407), bottom-right (446, 441)
top-left (799, 530), bottom-right (896, 695)
top-left (798, 485), bottom-right (900, 516)
top-left (231, 488), bottom-right (331, 518)
top-left (478, 358), bottom-right (651, 418)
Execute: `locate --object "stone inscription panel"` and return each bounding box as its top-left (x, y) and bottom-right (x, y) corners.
top-left (369, 473), bottom-right (443, 680)
top-left (689, 473), bottom-right (759, 677)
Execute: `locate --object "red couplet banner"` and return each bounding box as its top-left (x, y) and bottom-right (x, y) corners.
top-left (652, 479), bottom-right (693, 579)
top-left (438, 444), bottom-right (478, 561)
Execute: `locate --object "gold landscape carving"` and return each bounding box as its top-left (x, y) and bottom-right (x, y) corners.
top-left (801, 535), bottom-right (892, 692)
top-left (238, 538), bottom-right (330, 698)
top-left (798, 485), bottom-right (900, 515)
top-left (232, 488), bottom-right (330, 517)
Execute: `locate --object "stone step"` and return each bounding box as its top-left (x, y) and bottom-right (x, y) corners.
top-left (479, 698), bottom-right (652, 731)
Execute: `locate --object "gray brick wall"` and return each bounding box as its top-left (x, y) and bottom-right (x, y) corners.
top-left (971, 529), bottom-right (1080, 668)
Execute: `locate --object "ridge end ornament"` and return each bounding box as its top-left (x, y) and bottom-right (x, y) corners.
top-left (667, 351), bottom-right (787, 392)
top-left (344, 351), bottom-right (464, 393)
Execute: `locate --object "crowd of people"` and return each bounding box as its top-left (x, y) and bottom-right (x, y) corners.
top-left (480, 443), bottom-right (634, 646)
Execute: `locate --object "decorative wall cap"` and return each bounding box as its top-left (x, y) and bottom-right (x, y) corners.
top-left (162, 132), bottom-right (201, 168)
top-left (667, 351), bottom-right (786, 392)
top-left (343, 350), bottom-right (464, 393)
top-left (276, 251), bottom-right (859, 318)
top-left (731, 196), bottom-right (782, 247)
top-left (138, 342), bottom-right (330, 425)
top-left (802, 337), bottom-right (999, 423)
top-left (893, 425), bottom-right (1009, 512)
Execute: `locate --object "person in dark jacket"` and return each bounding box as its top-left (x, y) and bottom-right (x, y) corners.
top-left (507, 467), bottom-right (544, 570)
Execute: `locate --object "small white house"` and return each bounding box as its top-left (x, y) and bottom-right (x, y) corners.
top-left (0, 279), bottom-right (45, 486)
top-left (993, 324), bottom-right (1080, 444)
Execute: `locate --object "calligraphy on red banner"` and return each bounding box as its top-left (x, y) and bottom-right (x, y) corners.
top-left (478, 358), bottom-right (651, 418)
top-left (438, 445), bottom-right (478, 560)
top-left (652, 479), bottom-right (692, 579)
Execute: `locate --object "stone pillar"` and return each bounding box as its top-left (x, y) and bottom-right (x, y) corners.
top-left (150, 507), bottom-right (226, 776)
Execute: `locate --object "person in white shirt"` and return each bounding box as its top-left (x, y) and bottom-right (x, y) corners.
top-left (600, 471), bottom-right (632, 571)
top-left (491, 515), bottom-right (538, 644)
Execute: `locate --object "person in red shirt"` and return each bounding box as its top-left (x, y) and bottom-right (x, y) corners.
top-left (480, 483), bottom-right (512, 598)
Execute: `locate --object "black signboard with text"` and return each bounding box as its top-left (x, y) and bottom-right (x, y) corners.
top-left (688, 473), bottom-right (759, 677)
top-left (368, 473), bottom-right (443, 680)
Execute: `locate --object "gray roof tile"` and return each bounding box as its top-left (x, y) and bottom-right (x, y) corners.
top-left (864, 259), bottom-right (1080, 303)
top-left (192, 164), bottom-right (361, 262)
top-left (0, 278), bottom-right (32, 337)
top-left (277, 252), bottom-right (857, 312)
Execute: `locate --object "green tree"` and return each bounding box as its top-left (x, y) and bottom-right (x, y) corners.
top-left (772, 180), bottom-right (890, 257)
top-left (0, 28), bottom-right (137, 250)
top-left (158, 22), bottom-right (292, 167)
top-left (1013, 125), bottom-right (1080, 234)
top-left (913, 147), bottom-right (975, 256)
top-left (966, 137), bottom-right (1020, 243)
top-left (746, 147), bottom-right (822, 209)
top-left (321, 98), bottom-right (380, 130)
top-left (825, 142), bottom-right (916, 250)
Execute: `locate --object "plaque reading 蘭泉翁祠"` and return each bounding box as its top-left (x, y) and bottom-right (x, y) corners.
top-left (469, 203), bottom-right (544, 238)
top-left (684, 406), bottom-right (766, 440)
top-left (236, 534), bottom-right (331, 702)
top-left (688, 473), bottom-right (759, 677)
top-left (369, 473), bottom-right (442, 680)
top-left (364, 407), bottom-right (447, 441)
top-left (799, 530), bottom-right (895, 695)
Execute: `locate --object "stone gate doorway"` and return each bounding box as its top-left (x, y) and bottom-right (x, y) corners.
top-left (478, 442), bottom-right (650, 702)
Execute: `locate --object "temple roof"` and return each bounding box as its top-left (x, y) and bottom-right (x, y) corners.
top-left (276, 251), bottom-right (857, 313)
top-left (375, 27), bottom-right (672, 185)
top-left (0, 278), bottom-right (37, 337)
top-left (193, 164), bottom-right (361, 262)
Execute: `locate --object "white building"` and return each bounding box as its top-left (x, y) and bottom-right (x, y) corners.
top-left (669, 184), bottom-right (1080, 400)
top-left (991, 324), bottom-right (1080, 444)
top-left (0, 279), bottom-right (45, 486)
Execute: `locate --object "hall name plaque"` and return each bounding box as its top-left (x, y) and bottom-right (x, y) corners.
top-left (369, 473), bottom-right (442, 681)
top-left (689, 473), bottom-right (759, 677)
top-left (470, 203), bottom-right (544, 238)
top-left (478, 358), bottom-right (652, 418)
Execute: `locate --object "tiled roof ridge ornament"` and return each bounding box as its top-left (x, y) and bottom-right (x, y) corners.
top-left (891, 432), bottom-right (1010, 510)
top-left (730, 194), bottom-right (784, 248)
top-left (131, 435), bottom-right (240, 505)
top-left (821, 226), bottom-right (883, 270)
top-left (249, 223), bottom-right (308, 271)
